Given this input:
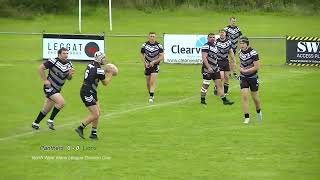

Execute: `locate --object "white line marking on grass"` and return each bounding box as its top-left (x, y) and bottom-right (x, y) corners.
top-left (0, 96), bottom-right (197, 142)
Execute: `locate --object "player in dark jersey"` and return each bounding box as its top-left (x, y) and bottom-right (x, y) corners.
top-left (200, 33), bottom-right (234, 105)
top-left (32, 47), bottom-right (74, 130)
top-left (238, 37), bottom-right (262, 124)
top-left (224, 17), bottom-right (242, 79)
top-left (75, 51), bottom-right (115, 139)
top-left (214, 29), bottom-right (236, 96)
top-left (140, 32), bottom-right (164, 103)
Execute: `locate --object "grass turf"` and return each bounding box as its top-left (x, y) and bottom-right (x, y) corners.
top-left (0, 9), bottom-right (319, 180)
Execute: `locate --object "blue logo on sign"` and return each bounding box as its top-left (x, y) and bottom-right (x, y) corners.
top-left (196, 37), bottom-right (207, 47)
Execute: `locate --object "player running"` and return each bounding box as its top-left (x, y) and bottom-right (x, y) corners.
top-left (32, 47), bottom-right (74, 130)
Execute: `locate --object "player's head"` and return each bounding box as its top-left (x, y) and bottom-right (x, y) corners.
top-left (239, 36), bottom-right (249, 50)
top-left (58, 47), bottom-right (68, 61)
top-left (219, 29), bottom-right (226, 39)
top-left (207, 33), bottom-right (215, 43)
top-left (230, 17), bottom-right (237, 27)
top-left (94, 51), bottom-right (106, 65)
top-left (148, 32), bottom-right (156, 44)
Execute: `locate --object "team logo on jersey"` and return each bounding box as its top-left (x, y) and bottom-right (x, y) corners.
top-left (85, 42), bottom-right (100, 58)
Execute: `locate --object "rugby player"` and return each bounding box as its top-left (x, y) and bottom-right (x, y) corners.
top-left (75, 51), bottom-right (116, 139)
top-left (238, 37), bottom-right (262, 124)
top-left (32, 47), bottom-right (74, 130)
top-left (224, 17), bottom-right (242, 79)
top-left (140, 32), bottom-right (164, 103)
top-left (200, 33), bottom-right (234, 105)
top-left (215, 29), bottom-right (236, 96)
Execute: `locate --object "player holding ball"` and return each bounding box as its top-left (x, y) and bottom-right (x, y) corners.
top-left (75, 51), bottom-right (118, 140)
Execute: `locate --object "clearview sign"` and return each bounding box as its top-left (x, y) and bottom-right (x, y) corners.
top-left (164, 34), bottom-right (219, 64)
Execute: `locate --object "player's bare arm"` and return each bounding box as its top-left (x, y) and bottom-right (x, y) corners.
top-left (38, 64), bottom-right (50, 86)
top-left (140, 53), bottom-right (149, 68)
top-left (229, 48), bottom-right (236, 67)
top-left (67, 68), bottom-right (75, 80)
top-left (150, 52), bottom-right (164, 67)
top-left (101, 73), bottom-right (113, 86)
top-left (202, 52), bottom-right (213, 73)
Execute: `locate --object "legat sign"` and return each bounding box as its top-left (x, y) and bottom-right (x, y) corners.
top-left (43, 34), bottom-right (105, 60)
top-left (286, 36), bottom-right (320, 66)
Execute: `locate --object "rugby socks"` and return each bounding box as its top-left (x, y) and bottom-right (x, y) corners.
top-left (200, 87), bottom-right (208, 101)
top-left (34, 110), bottom-right (47, 124)
top-left (78, 123), bottom-right (86, 130)
top-left (201, 87), bottom-right (207, 98)
top-left (91, 127), bottom-right (97, 135)
top-left (221, 95), bottom-right (227, 102)
top-left (49, 107), bottom-right (60, 121)
top-left (224, 83), bottom-right (229, 94)
top-left (244, 113), bottom-right (249, 118)
top-left (256, 109), bottom-right (261, 113)
top-left (149, 92), bottom-right (154, 98)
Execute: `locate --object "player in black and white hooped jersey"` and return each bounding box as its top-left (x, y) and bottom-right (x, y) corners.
top-left (214, 29), bottom-right (236, 96)
top-left (75, 51), bottom-right (116, 140)
top-left (238, 36), bottom-right (262, 124)
top-left (32, 47), bottom-right (74, 130)
top-left (224, 17), bottom-right (242, 79)
top-left (140, 32), bottom-right (164, 103)
top-left (200, 33), bottom-right (234, 105)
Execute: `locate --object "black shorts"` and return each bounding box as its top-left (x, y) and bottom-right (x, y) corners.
top-left (202, 67), bottom-right (221, 80)
top-left (217, 60), bottom-right (230, 71)
top-left (43, 85), bottom-right (59, 98)
top-left (145, 64), bottom-right (159, 76)
top-left (240, 76), bottom-right (259, 92)
top-left (80, 90), bottom-right (98, 107)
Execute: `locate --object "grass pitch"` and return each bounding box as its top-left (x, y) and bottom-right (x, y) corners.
top-left (0, 9), bottom-right (319, 180)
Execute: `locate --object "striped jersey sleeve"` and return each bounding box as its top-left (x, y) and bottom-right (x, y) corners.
top-left (97, 67), bottom-right (106, 80)
top-left (250, 50), bottom-right (259, 61)
top-left (43, 58), bottom-right (56, 69)
top-left (141, 43), bottom-right (146, 53)
top-left (201, 44), bottom-right (209, 53)
top-left (158, 43), bottom-right (164, 53)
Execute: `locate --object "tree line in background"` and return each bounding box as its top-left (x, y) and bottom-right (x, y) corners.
top-left (0, 0), bottom-right (319, 18)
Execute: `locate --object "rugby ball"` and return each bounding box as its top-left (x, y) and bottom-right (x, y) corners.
top-left (105, 63), bottom-right (118, 76)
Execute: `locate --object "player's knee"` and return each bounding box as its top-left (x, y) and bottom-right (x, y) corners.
top-left (217, 87), bottom-right (223, 95)
top-left (92, 111), bottom-right (100, 119)
top-left (252, 94), bottom-right (259, 102)
top-left (242, 95), bottom-right (249, 102)
top-left (56, 101), bottom-right (65, 109)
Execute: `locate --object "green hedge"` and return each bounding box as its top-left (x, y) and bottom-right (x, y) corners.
top-left (0, 0), bottom-right (319, 18)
